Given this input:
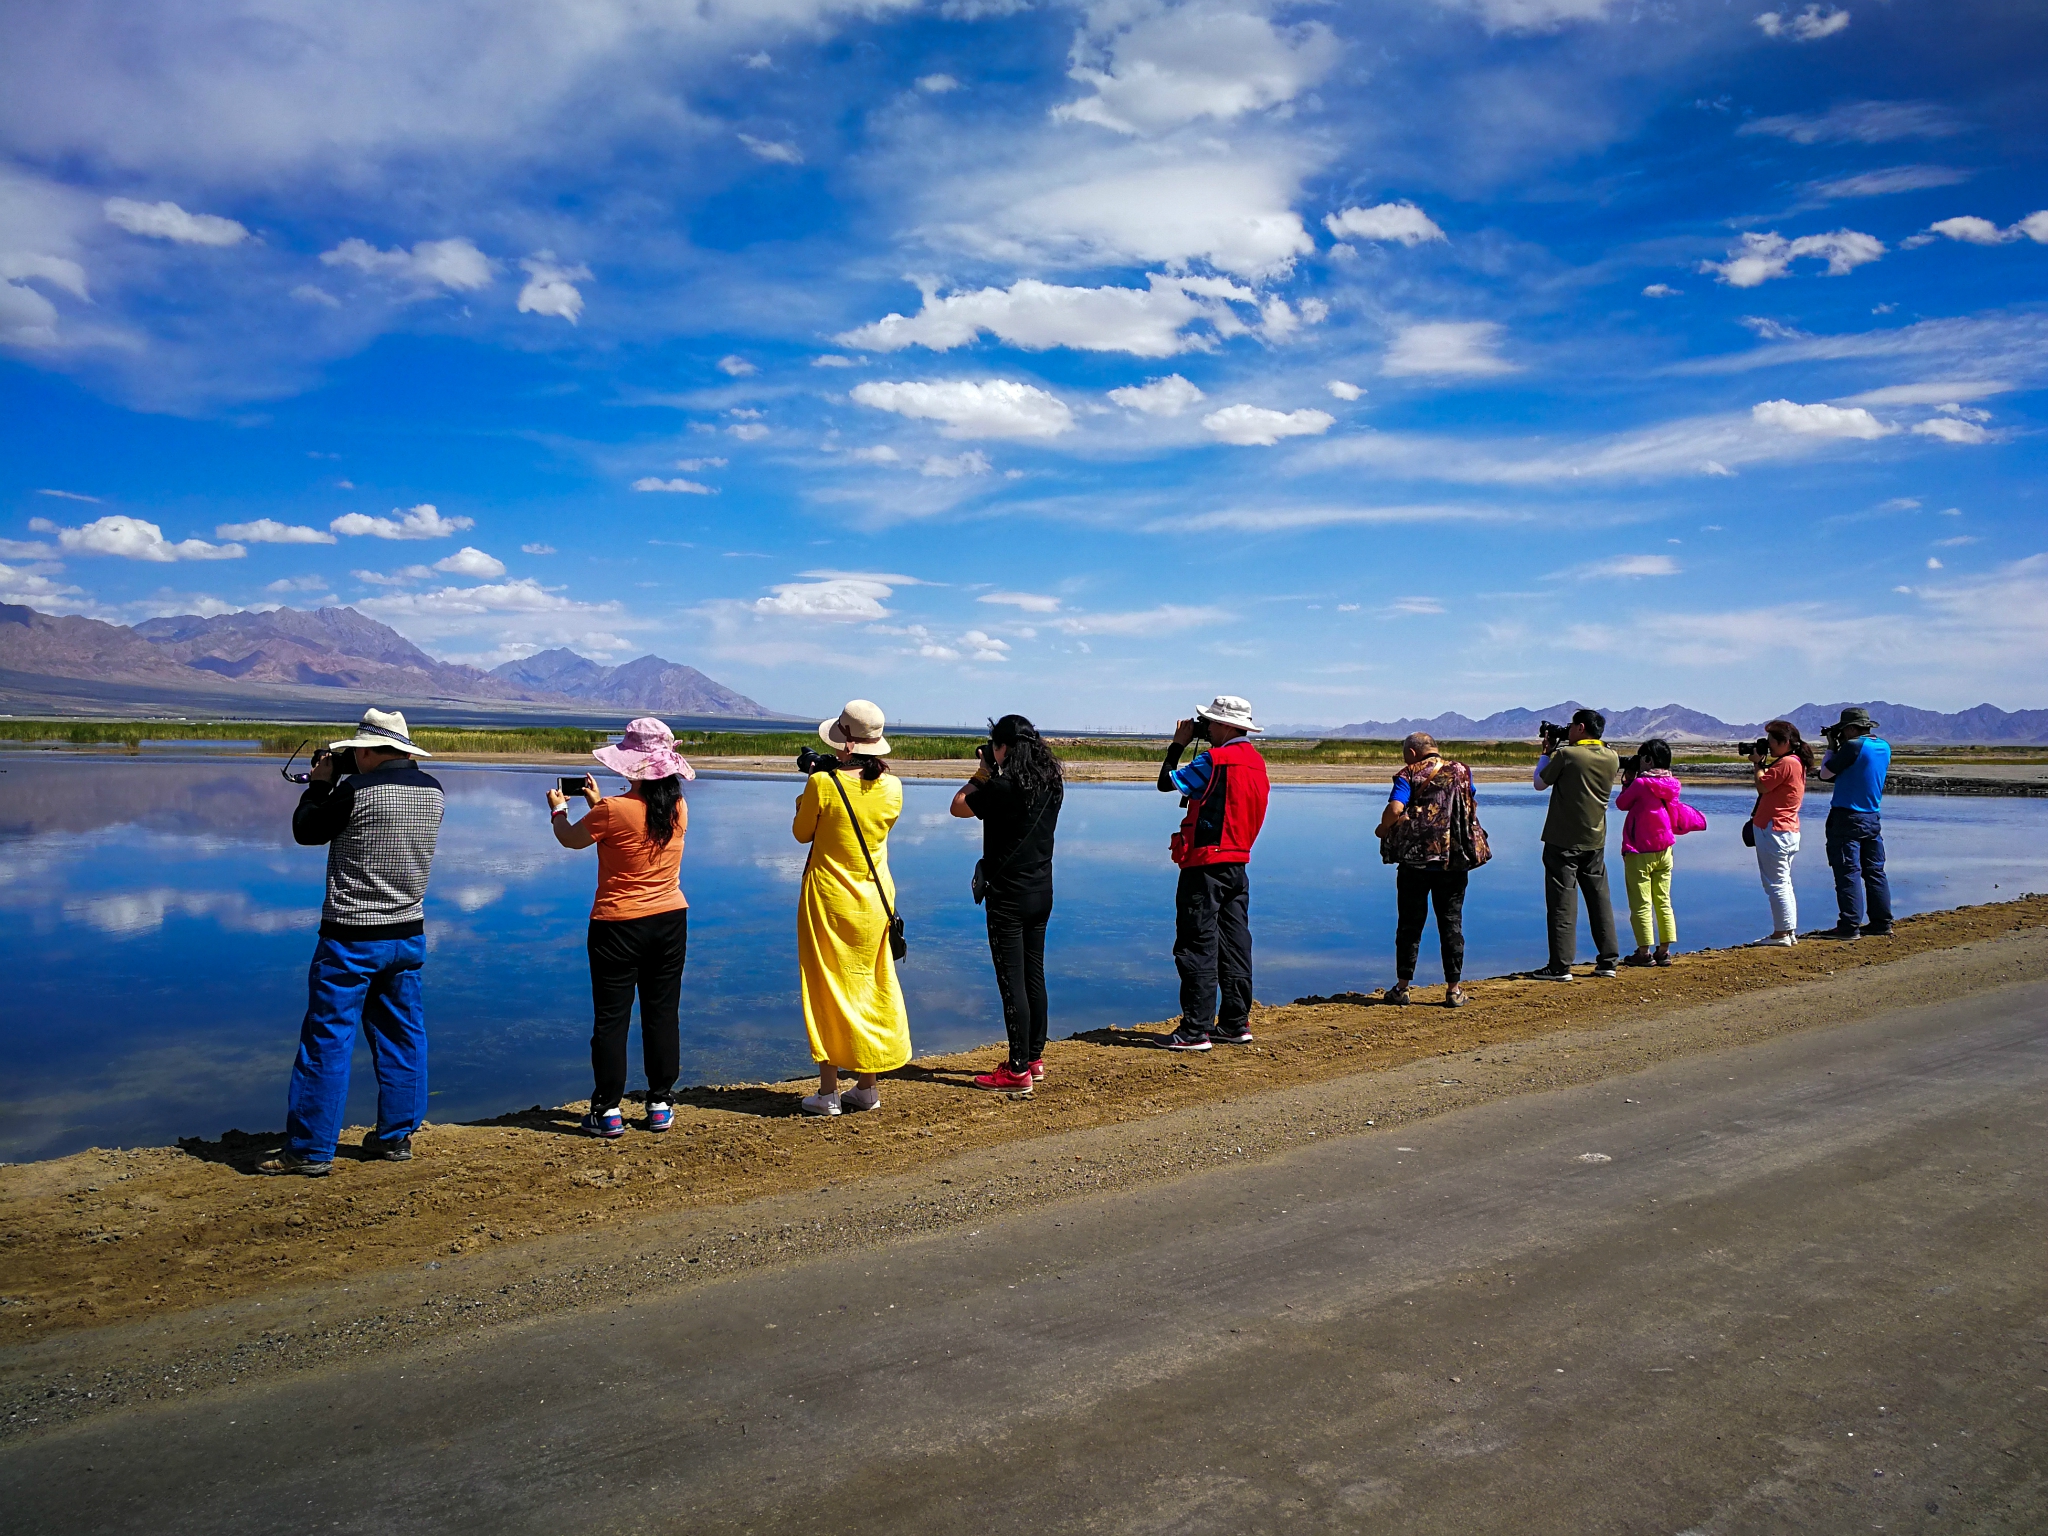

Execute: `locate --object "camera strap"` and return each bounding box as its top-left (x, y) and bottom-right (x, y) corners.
top-left (825, 770), bottom-right (906, 961)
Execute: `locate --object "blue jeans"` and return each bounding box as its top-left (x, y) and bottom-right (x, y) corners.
top-left (285, 932), bottom-right (428, 1161)
top-left (1824, 809), bottom-right (1892, 931)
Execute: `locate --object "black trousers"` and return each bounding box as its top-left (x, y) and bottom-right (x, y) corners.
top-left (1175, 863), bottom-right (1253, 1032)
top-left (1395, 865), bottom-right (1468, 985)
top-left (587, 908), bottom-right (686, 1111)
top-left (986, 888), bottom-right (1053, 1070)
top-left (1542, 843), bottom-right (1619, 968)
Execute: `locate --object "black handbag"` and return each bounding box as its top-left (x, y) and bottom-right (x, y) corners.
top-left (826, 770), bottom-right (906, 961)
top-left (971, 783), bottom-right (1051, 905)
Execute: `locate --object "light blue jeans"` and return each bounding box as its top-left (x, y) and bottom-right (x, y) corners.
top-left (1755, 827), bottom-right (1799, 934)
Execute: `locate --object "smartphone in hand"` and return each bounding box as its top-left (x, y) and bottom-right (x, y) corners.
top-left (557, 775), bottom-right (589, 795)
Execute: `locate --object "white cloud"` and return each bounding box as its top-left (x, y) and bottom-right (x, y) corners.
top-left (1642, 283), bottom-right (1680, 298)
top-left (329, 504), bottom-right (474, 540)
top-left (1323, 202), bottom-right (1445, 246)
top-left (1051, 604), bottom-right (1207, 637)
top-left (839, 274), bottom-right (1271, 359)
top-left (352, 565), bottom-right (435, 586)
top-left (849, 445), bottom-right (902, 464)
top-left (676, 457), bottom-right (728, 471)
top-left (35, 487), bottom-right (100, 502)
top-left (1912, 416), bottom-right (1991, 445)
top-left (1559, 554), bottom-right (1680, 579)
top-left (1326, 380), bottom-right (1363, 401)
top-left (920, 451), bottom-right (991, 477)
top-left (55, 515), bottom-right (243, 562)
top-left (321, 237), bottom-right (492, 292)
top-left (1382, 321), bottom-right (1516, 377)
top-left (1805, 165), bottom-right (1971, 201)
top-left (1052, 1), bottom-right (1339, 137)
top-left (979, 590), bottom-right (1061, 613)
top-left (743, 51), bottom-right (773, 69)
top-left (812, 354), bottom-right (859, 367)
top-left (851, 378), bottom-right (1074, 440)
top-left (753, 574), bottom-right (897, 621)
top-left (264, 575), bottom-right (332, 594)
top-left (434, 545), bottom-right (506, 578)
top-left (0, 538), bottom-right (58, 558)
top-left (1428, 0), bottom-right (1623, 33)
top-left (717, 354), bottom-right (756, 376)
top-left (960, 628), bottom-right (1009, 662)
top-left (1755, 6), bottom-right (1849, 40)
top-left (632, 476), bottom-right (715, 493)
top-left (1913, 211), bottom-right (2048, 248)
top-left (521, 542), bottom-right (557, 555)
top-left (2018, 212), bottom-right (2048, 243)
top-left (517, 252), bottom-right (589, 323)
top-left (1108, 373), bottom-right (1205, 416)
top-left (215, 518), bottom-right (336, 545)
top-left (0, 251), bottom-right (87, 346)
top-left (0, 560), bottom-right (84, 607)
top-left (102, 197), bottom-right (248, 246)
top-left (1701, 229), bottom-right (1884, 288)
top-left (1739, 101), bottom-right (1962, 146)
top-left (738, 133), bottom-right (804, 165)
top-left (916, 73), bottom-right (961, 93)
top-left (1751, 399), bottom-right (1893, 439)
top-left (727, 422), bottom-right (770, 441)
top-left (290, 283), bottom-right (341, 308)
top-left (1201, 404), bottom-right (1334, 446)
top-left (1925, 556), bottom-right (1943, 570)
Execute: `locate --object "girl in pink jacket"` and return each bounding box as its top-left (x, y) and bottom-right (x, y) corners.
top-left (1614, 738), bottom-right (1693, 967)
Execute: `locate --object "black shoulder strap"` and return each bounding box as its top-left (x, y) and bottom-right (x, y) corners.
top-left (826, 771), bottom-right (896, 926)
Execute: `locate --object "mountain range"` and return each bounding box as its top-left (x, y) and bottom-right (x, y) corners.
top-left (1319, 701), bottom-right (2048, 746)
top-left (0, 604), bottom-right (778, 720)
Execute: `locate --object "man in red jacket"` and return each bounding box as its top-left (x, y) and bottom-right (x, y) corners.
top-left (1157, 695), bottom-right (1271, 1050)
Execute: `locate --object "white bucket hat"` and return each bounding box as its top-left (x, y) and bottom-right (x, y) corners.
top-left (1195, 695), bottom-right (1261, 734)
top-left (328, 707), bottom-right (431, 757)
top-left (820, 699), bottom-right (890, 756)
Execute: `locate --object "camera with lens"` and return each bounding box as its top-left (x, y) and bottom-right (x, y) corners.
top-left (1538, 719), bottom-right (1568, 752)
top-left (795, 744), bottom-right (841, 776)
top-left (1819, 722), bottom-right (1848, 751)
top-left (283, 744), bottom-right (359, 784)
top-left (1739, 736), bottom-right (1770, 760)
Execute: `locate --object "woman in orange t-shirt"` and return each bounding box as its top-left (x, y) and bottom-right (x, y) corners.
top-left (547, 718), bottom-right (693, 1139)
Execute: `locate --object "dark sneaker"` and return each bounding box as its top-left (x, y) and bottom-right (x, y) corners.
top-left (1162, 1026), bottom-right (1213, 1052)
top-left (1622, 953), bottom-right (1655, 968)
top-left (1383, 984), bottom-right (1412, 1006)
top-left (1207, 1024), bottom-right (1255, 1045)
top-left (1860, 922), bottom-right (1893, 938)
top-left (1814, 924), bottom-right (1862, 941)
top-left (257, 1152), bottom-right (332, 1177)
top-left (1591, 960), bottom-right (1619, 979)
top-left (1526, 964), bottom-right (1575, 982)
top-left (363, 1132), bottom-right (412, 1162)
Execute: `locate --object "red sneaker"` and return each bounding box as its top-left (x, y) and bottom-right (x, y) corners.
top-left (1027, 1059), bottom-right (1044, 1081)
top-left (973, 1064), bottom-right (1034, 1094)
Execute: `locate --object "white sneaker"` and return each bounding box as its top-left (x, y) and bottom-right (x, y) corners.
top-left (1752, 933), bottom-right (1796, 948)
top-left (839, 1085), bottom-right (880, 1113)
top-left (800, 1092), bottom-right (842, 1117)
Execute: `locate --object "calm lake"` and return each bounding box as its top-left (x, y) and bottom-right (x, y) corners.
top-left (3, 751), bottom-right (2045, 1162)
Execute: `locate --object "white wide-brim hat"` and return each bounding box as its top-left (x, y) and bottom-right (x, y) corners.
top-left (328, 707), bottom-right (431, 756)
top-left (820, 699), bottom-right (890, 756)
top-left (1195, 695), bottom-right (1262, 733)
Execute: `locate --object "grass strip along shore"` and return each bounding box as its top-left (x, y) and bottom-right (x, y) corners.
top-left (4, 893), bottom-right (2042, 1362)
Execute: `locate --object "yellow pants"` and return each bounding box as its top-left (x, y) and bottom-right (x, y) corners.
top-left (1624, 849), bottom-right (1676, 947)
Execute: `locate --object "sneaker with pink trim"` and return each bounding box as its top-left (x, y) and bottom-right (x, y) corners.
top-left (1027, 1059), bottom-right (1044, 1082)
top-left (973, 1064), bottom-right (1034, 1095)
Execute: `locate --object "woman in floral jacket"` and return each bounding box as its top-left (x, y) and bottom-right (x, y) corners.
top-left (1376, 733), bottom-right (1486, 1007)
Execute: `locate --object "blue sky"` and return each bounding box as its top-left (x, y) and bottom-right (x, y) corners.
top-left (2, 0), bottom-right (2044, 729)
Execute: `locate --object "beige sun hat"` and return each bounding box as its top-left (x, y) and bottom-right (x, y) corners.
top-left (328, 707), bottom-right (431, 757)
top-left (1195, 695), bottom-right (1262, 734)
top-left (820, 699), bottom-right (890, 756)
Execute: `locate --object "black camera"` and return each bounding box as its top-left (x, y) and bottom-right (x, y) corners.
top-left (1538, 720), bottom-right (1568, 751)
top-left (1739, 736), bottom-right (1770, 759)
top-left (284, 742), bottom-right (357, 784)
top-left (1819, 722), bottom-right (1848, 751)
top-left (796, 745), bottom-right (841, 776)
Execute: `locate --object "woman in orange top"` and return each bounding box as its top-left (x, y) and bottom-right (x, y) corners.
top-left (1747, 719), bottom-right (1812, 947)
top-left (547, 717), bottom-right (694, 1139)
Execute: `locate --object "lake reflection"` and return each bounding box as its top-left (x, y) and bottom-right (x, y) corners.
top-left (3, 752), bottom-right (2045, 1161)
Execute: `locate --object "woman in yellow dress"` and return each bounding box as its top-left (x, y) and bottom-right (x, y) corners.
top-left (794, 699), bottom-right (910, 1116)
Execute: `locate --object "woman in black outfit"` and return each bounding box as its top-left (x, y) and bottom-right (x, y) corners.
top-left (950, 714), bottom-right (1063, 1093)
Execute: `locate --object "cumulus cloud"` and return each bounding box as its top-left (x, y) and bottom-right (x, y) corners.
top-left (330, 504), bottom-right (474, 540)
top-left (840, 274), bottom-right (1281, 359)
top-left (959, 628), bottom-right (1009, 662)
top-left (920, 451), bottom-right (991, 477)
top-left (1052, 1), bottom-right (1339, 137)
top-left (102, 197), bottom-right (248, 246)
top-left (916, 73), bottom-right (961, 93)
top-left (1739, 101), bottom-right (1962, 145)
top-left (738, 133), bottom-right (804, 165)
top-left (812, 354), bottom-right (858, 367)
top-left (848, 445), bottom-right (902, 464)
top-left (851, 379), bottom-right (1074, 440)
top-left (1909, 211), bottom-right (2048, 248)
top-left (0, 560), bottom-right (85, 607)
top-left (356, 578), bottom-right (625, 649)
top-left (716, 355), bottom-right (756, 376)
top-left (632, 476), bottom-right (714, 494)
top-left (1323, 202), bottom-right (1445, 246)
top-left (1382, 321), bottom-right (1516, 377)
top-left (517, 252), bottom-right (589, 322)
top-left (1700, 229), bottom-right (1884, 287)
top-left (1642, 283), bottom-right (1680, 297)
top-left (1751, 399), bottom-right (1893, 439)
top-left (55, 515), bottom-right (243, 562)
top-left (433, 546), bottom-right (506, 578)
top-left (215, 518), bottom-right (336, 545)
top-left (753, 574), bottom-right (897, 621)
top-left (979, 590), bottom-right (1061, 613)
top-left (321, 237), bottom-right (492, 292)
top-left (1108, 373), bottom-right (1205, 416)
top-left (1754, 6), bottom-right (1849, 40)
top-left (1201, 404), bottom-right (1334, 446)
top-left (1326, 380), bottom-right (1363, 401)
top-left (1912, 416), bottom-right (1991, 444)
top-left (521, 542), bottom-right (557, 555)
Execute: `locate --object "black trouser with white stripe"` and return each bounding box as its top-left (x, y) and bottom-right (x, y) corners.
top-left (587, 908), bottom-right (686, 1111)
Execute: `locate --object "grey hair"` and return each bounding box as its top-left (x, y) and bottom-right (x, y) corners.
top-left (1404, 732), bottom-right (1438, 756)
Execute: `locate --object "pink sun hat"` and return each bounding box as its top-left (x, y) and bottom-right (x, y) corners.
top-left (592, 717), bottom-right (695, 782)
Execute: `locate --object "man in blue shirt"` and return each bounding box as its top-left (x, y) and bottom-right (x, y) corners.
top-left (1815, 706), bottom-right (1893, 940)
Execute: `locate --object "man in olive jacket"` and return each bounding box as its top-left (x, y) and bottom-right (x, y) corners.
top-left (1528, 707), bottom-right (1620, 981)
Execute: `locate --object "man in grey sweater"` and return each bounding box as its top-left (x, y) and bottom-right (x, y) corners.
top-left (1528, 707), bottom-right (1621, 981)
top-left (260, 708), bottom-right (445, 1176)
